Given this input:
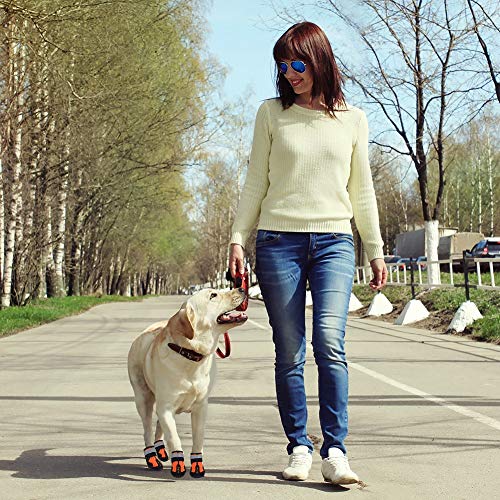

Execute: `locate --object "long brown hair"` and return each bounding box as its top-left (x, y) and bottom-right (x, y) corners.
top-left (273, 22), bottom-right (346, 117)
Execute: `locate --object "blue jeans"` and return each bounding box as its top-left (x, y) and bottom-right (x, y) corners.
top-left (255, 230), bottom-right (355, 458)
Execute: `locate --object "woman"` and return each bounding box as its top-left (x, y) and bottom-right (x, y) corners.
top-left (228, 21), bottom-right (387, 485)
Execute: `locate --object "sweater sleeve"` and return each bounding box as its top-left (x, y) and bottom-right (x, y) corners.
top-left (229, 101), bottom-right (271, 248)
top-left (347, 110), bottom-right (385, 261)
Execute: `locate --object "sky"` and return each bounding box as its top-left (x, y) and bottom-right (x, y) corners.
top-left (205, 0), bottom-right (360, 110)
top-left (205, 1), bottom-right (277, 105)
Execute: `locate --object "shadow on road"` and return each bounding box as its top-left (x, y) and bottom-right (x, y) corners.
top-left (0, 395), bottom-right (135, 402)
top-left (1, 394), bottom-right (500, 408)
top-left (0, 449), bottom-right (354, 491)
top-left (0, 448), bottom-right (170, 482)
top-left (205, 468), bottom-right (351, 492)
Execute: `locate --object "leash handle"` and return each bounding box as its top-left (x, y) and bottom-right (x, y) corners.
top-left (216, 332), bottom-right (231, 359)
top-left (226, 261), bottom-right (250, 312)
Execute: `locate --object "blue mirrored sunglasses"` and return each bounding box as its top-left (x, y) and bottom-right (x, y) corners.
top-left (278, 60), bottom-right (306, 74)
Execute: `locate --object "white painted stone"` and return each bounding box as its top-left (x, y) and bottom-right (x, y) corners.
top-left (394, 299), bottom-right (430, 325)
top-left (366, 293), bottom-right (393, 316)
top-left (248, 285), bottom-right (261, 298)
top-left (306, 290), bottom-right (313, 307)
top-left (448, 301), bottom-right (483, 333)
top-left (349, 293), bottom-right (364, 312)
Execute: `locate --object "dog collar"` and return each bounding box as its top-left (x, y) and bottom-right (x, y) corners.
top-left (168, 343), bottom-right (204, 362)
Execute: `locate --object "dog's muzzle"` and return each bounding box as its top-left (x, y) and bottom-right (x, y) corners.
top-left (217, 289), bottom-right (248, 324)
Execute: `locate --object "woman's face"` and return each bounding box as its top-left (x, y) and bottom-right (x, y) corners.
top-left (279, 58), bottom-right (313, 97)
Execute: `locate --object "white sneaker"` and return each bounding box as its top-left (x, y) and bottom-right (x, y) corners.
top-left (282, 445), bottom-right (312, 481)
top-left (321, 447), bottom-right (359, 485)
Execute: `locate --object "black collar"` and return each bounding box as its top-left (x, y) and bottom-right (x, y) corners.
top-left (168, 343), bottom-right (204, 362)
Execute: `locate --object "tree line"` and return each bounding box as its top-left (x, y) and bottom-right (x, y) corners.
top-left (0, 0), bottom-right (216, 307)
top-left (373, 114), bottom-right (498, 256)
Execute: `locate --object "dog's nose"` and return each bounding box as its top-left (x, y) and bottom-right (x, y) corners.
top-left (238, 287), bottom-right (245, 293)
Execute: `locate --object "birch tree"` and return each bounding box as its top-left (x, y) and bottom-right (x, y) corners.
top-left (0, 0), bottom-right (218, 305)
top-left (440, 115), bottom-right (499, 235)
top-left (2, 16), bottom-right (27, 307)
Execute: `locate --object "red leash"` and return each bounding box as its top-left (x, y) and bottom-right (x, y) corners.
top-left (216, 332), bottom-right (231, 358)
top-left (217, 263), bottom-right (250, 359)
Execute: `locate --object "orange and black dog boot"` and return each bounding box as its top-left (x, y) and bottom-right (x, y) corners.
top-left (154, 440), bottom-right (169, 462)
top-left (171, 450), bottom-right (186, 478)
top-left (144, 446), bottom-right (163, 470)
top-left (190, 453), bottom-right (205, 478)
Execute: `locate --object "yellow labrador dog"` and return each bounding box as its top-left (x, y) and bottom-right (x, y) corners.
top-left (128, 287), bottom-right (247, 478)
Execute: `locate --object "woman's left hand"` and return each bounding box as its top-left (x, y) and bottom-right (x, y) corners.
top-left (369, 258), bottom-right (387, 290)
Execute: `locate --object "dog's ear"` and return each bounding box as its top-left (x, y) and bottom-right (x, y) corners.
top-left (168, 303), bottom-right (195, 340)
top-left (185, 303), bottom-right (196, 334)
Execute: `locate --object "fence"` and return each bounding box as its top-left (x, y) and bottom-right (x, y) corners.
top-left (355, 252), bottom-right (500, 299)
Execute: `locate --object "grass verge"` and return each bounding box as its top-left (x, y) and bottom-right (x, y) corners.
top-left (351, 285), bottom-right (500, 343)
top-left (0, 295), bottom-right (147, 338)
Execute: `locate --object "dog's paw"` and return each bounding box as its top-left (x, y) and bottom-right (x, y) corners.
top-left (154, 440), bottom-right (169, 462)
top-left (144, 447), bottom-right (163, 471)
top-left (190, 453), bottom-right (205, 478)
top-left (171, 451), bottom-right (186, 478)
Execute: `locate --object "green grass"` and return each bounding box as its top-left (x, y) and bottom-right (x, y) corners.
top-left (353, 285), bottom-right (412, 305)
top-left (351, 284), bottom-right (500, 342)
top-left (0, 295), bottom-right (147, 338)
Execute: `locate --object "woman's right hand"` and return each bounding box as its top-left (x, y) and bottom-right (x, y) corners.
top-left (229, 243), bottom-right (245, 279)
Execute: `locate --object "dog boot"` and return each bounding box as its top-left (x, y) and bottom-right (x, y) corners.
top-left (154, 440), bottom-right (169, 462)
top-left (144, 446), bottom-right (163, 470)
top-left (190, 453), bottom-right (205, 478)
top-left (171, 450), bottom-right (186, 478)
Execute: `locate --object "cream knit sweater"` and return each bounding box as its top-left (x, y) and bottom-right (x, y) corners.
top-left (230, 98), bottom-right (384, 262)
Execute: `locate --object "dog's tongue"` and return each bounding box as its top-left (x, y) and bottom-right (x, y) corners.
top-left (218, 311), bottom-right (248, 323)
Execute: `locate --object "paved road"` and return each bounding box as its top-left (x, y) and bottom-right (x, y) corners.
top-left (0, 296), bottom-right (499, 499)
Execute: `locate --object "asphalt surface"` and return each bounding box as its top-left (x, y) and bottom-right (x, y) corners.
top-left (0, 295), bottom-right (499, 500)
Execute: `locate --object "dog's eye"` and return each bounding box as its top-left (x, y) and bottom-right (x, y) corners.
top-left (210, 293), bottom-right (217, 299)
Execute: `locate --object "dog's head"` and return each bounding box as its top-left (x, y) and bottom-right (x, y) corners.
top-left (166, 288), bottom-right (248, 353)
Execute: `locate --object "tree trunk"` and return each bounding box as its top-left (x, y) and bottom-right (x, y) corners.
top-left (485, 133), bottom-right (494, 236)
top-left (25, 56), bottom-right (41, 243)
top-left (67, 233), bottom-right (82, 296)
top-left (45, 205), bottom-right (57, 298)
top-left (2, 19), bottom-right (26, 308)
top-left (476, 150), bottom-right (483, 234)
top-left (0, 157), bottom-right (4, 286)
top-left (425, 220), bottom-right (440, 285)
top-left (132, 273), bottom-right (138, 296)
top-left (35, 49), bottom-right (51, 300)
top-left (53, 111), bottom-right (72, 296)
top-left (110, 254), bottom-right (121, 294)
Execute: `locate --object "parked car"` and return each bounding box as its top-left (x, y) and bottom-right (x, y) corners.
top-left (465, 237), bottom-right (500, 271)
top-left (384, 255), bottom-right (401, 270)
top-left (384, 255), bottom-right (402, 263)
top-left (384, 255), bottom-right (401, 273)
top-left (390, 257), bottom-right (425, 271)
top-left (416, 256), bottom-right (427, 271)
top-left (399, 258), bottom-right (411, 270)
top-left (391, 257), bottom-right (414, 271)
